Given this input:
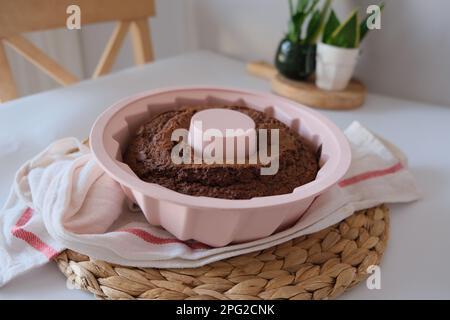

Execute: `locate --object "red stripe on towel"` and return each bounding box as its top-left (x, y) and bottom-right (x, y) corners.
top-left (121, 228), bottom-right (210, 250)
top-left (339, 162), bottom-right (404, 187)
top-left (11, 208), bottom-right (59, 259)
top-left (14, 207), bottom-right (33, 227)
top-left (11, 228), bottom-right (59, 259)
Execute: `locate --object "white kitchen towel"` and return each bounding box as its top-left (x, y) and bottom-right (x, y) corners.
top-left (0, 122), bottom-right (421, 286)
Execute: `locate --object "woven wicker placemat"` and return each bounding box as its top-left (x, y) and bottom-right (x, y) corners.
top-left (55, 204), bottom-right (389, 300)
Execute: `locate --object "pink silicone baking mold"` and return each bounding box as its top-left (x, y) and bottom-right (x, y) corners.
top-left (90, 87), bottom-right (351, 247)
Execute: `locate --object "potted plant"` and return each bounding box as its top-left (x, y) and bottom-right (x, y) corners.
top-left (275, 0), bottom-right (332, 81)
top-left (316, 4), bottom-right (384, 91)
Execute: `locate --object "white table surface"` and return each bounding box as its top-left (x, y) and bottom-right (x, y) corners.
top-left (1, 51), bottom-right (449, 300)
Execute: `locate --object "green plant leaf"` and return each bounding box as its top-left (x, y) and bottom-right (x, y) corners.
top-left (289, 0), bottom-right (294, 17)
top-left (360, 2), bottom-right (384, 41)
top-left (328, 10), bottom-right (359, 48)
top-left (288, 11), bottom-right (306, 42)
top-left (305, 0), bottom-right (319, 15)
top-left (322, 9), bottom-right (340, 44)
top-left (305, 9), bottom-right (321, 44)
top-left (296, 0), bottom-right (310, 13)
top-left (307, 0), bottom-right (332, 44)
top-left (288, 0), bottom-right (330, 44)
top-left (288, 22), bottom-right (296, 42)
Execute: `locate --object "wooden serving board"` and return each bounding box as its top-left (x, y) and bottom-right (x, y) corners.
top-left (247, 61), bottom-right (366, 110)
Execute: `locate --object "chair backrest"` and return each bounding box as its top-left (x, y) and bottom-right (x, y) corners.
top-left (0, 0), bottom-right (155, 102)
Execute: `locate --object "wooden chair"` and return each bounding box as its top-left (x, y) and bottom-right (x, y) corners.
top-left (0, 0), bottom-right (155, 103)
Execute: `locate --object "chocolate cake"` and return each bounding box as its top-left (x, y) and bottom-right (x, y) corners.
top-left (124, 106), bottom-right (319, 199)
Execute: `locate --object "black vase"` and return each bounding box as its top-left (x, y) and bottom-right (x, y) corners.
top-left (275, 38), bottom-right (316, 81)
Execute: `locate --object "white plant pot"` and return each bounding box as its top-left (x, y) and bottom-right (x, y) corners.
top-left (315, 42), bottom-right (359, 91)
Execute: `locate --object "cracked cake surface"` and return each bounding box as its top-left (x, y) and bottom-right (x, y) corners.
top-left (124, 106), bottom-right (319, 199)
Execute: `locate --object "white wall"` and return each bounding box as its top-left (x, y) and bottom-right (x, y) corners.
top-left (4, 30), bottom-right (84, 96)
top-left (187, 0), bottom-right (450, 107)
top-left (6, 0), bottom-right (191, 97)
top-left (79, 0), bottom-right (193, 76)
top-left (6, 0), bottom-right (450, 106)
